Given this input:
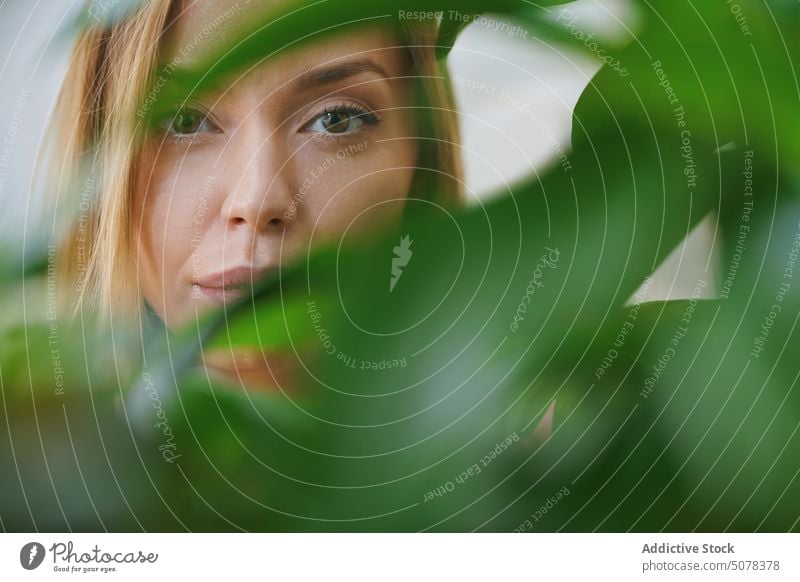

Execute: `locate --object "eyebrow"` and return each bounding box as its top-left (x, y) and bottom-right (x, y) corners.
top-left (154, 58), bottom-right (393, 117)
top-left (290, 59), bottom-right (391, 93)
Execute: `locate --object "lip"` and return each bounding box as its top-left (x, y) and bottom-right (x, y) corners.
top-left (193, 265), bottom-right (275, 304)
top-left (204, 347), bottom-right (301, 393)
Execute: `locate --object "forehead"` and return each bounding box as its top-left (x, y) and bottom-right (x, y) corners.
top-left (163, 0), bottom-right (406, 76)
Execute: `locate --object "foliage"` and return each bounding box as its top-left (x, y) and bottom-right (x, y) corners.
top-left (1, 0), bottom-right (799, 532)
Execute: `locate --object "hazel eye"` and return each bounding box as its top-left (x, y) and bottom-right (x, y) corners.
top-left (306, 105), bottom-right (378, 135)
top-left (159, 108), bottom-right (215, 135)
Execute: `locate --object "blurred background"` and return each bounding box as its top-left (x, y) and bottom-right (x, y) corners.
top-left (4, 0), bottom-right (793, 534)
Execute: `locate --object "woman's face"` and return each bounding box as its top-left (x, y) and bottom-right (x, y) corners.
top-left (133, 0), bottom-right (419, 328)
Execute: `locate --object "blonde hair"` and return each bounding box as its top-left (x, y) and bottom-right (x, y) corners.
top-left (52, 1), bottom-right (463, 319)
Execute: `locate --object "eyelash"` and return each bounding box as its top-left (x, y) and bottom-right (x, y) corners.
top-left (159, 105), bottom-right (218, 145)
top-left (302, 102), bottom-right (381, 140)
top-left (159, 101), bottom-right (381, 145)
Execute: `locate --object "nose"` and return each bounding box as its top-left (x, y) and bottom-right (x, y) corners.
top-left (220, 125), bottom-right (294, 231)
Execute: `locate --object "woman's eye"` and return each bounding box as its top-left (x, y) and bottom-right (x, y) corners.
top-left (159, 109), bottom-right (215, 135)
top-left (306, 107), bottom-right (377, 135)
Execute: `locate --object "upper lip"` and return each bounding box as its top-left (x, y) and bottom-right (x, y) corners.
top-left (194, 265), bottom-right (276, 290)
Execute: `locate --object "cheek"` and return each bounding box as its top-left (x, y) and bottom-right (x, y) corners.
top-left (134, 152), bottom-right (215, 291)
top-left (299, 142), bottom-right (417, 237)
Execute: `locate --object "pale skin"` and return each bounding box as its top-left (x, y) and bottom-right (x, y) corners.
top-left (130, 1), bottom-right (419, 389)
top-left (133, 1), bottom-right (419, 330)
